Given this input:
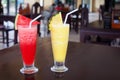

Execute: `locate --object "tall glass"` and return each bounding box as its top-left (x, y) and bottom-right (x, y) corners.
top-left (50, 24), bottom-right (69, 72)
top-left (18, 26), bottom-right (38, 74)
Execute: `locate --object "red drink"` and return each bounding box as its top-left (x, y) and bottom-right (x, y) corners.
top-left (18, 26), bottom-right (37, 66)
top-left (16, 14), bottom-right (40, 74)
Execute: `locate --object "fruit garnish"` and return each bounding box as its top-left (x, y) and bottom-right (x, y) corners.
top-left (15, 14), bottom-right (40, 30)
top-left (49, 12), bottom-right (63, 30)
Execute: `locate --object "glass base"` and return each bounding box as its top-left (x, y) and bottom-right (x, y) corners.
top-left (20, 66), bottom-right (38, 74)
top-left (51, 66), bottom-right (68, 72)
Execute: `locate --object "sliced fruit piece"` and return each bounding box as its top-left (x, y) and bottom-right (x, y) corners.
top-left (15, 14), bottom-right (40, 30)
top-left (49, 12), bottom-right (63, 30)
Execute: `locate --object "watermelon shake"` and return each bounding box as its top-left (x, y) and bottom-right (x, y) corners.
top-left (18, 26), bottom-right (38, 74)
top-left (15, 14), bottom-right (41, 74)
top-left (19, 26), bottom-right (37, 65)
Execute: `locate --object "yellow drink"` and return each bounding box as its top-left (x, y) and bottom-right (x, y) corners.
top-left (51, 24), bottom-right (69, 62)
top-left (50, 12), bottom-right (69, 72)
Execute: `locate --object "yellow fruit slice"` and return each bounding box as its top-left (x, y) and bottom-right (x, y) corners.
top-left (49, 12), bottom-right (63, 30)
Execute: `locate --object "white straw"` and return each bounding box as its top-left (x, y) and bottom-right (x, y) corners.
top-left (64, 9), bottom-right (78, 24)
top-left (29, 15), bottom-right (42, 28)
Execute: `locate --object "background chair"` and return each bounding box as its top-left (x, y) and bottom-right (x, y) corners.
top-left (0, 15), bottom-right (15, 47)
top-left (69, 9), bottom-right (82, 33)
top-left (31, 2), bottom-right (42, 36)
top-left (81, 4), bottom-right (89, 28)
top-left (68, 4), bottom-right (83, 34)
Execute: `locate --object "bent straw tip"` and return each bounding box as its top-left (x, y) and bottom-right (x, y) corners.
top-left (29, 15), bottom-right (42, 28)
top-left (64, 8), bottom-right (78, 24)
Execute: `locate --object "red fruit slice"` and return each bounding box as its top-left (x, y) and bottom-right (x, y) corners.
top-left (15, 14), bottom-right (40, 30)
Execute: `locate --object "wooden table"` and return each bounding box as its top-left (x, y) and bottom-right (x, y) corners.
top-left (0, 38), bottom-right (120, 80)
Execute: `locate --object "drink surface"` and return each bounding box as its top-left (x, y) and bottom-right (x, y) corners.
top-left (51, 24), bottom-right (69, 62)
top-left (18, 27), bottom-right (37, 65)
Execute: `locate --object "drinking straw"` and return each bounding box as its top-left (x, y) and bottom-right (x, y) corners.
top-left (64, 9), bottom-right (78, 24)
top-left (29, 15), bottom-right (42, 28)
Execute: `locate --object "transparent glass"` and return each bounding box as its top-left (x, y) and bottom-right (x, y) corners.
top-left (18, 26), bottom-right (38, 74)
top-left (50, 24), bottom-right (69, 72)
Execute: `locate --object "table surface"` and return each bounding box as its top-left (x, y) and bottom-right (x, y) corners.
top-left (0, 38), bottom-right (120, 80)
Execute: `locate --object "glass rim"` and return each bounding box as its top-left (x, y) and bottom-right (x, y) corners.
top-left (51, 24), bottom-right (69, 27)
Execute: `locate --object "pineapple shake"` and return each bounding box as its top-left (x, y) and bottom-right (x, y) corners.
top-left (49, 12), bottom-right (69, 72)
